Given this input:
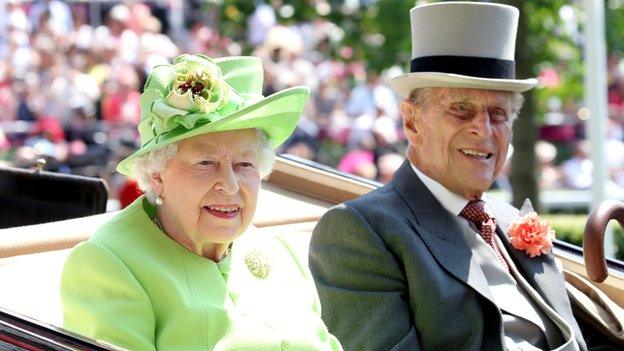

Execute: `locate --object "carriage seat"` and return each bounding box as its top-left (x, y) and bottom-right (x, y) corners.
top-left (0, 221), bottom-right (317, 328)
top-left (0, 184), bottom-right (327, 329)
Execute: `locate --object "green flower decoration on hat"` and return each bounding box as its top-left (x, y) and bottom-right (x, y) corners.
top-left (117, 53), bottom-right (310, 176)
top-left (139, 54), bottom-right (243, 142)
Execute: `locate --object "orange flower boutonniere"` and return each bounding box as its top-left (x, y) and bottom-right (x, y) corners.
top-left (507, 199), bottom-right (556, 258)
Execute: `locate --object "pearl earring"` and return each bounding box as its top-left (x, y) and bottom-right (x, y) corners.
top-left (155, 196), bottom-right (163, 206)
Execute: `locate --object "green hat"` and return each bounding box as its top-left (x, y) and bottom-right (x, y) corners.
top-left (117, 53), bottom-right (310, 175)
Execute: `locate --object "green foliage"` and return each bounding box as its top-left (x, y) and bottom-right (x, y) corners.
top-left (544, 214), bottom-right (624, 260)
top-left (216, 0), bottom-right (253, 46)
top-left (347, 0), bottom-right (413, 73)
top-left (520, 1), bottom-right (584, 120)
top-left (606, 0), bottom-right (624, 53)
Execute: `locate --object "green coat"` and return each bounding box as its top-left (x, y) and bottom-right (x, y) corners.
top-left (61, 196), bottom-right (342, 351)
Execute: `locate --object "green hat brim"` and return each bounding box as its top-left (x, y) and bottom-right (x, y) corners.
top-left (117, 86), bottom-right (309, 175)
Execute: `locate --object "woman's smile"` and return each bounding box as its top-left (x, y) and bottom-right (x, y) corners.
top-left (204, 205), bottom-right (241, 219)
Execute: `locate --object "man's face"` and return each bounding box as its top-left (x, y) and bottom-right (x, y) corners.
top-left (402, 88), bottom-right (514, 199)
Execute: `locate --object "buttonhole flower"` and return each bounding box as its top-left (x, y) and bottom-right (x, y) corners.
top-left (507, 199), bottom-right (555, 257)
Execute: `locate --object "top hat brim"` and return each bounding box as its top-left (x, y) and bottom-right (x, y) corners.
top-left (389, 72), bottom-right (538, 99)
top-left (116, 86), bottom-right (309, 176)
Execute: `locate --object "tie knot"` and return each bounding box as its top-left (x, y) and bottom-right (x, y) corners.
top-left (460, 200), bottom-right (495, 230)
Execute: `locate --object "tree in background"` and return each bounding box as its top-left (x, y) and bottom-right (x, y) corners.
top-left (606, 0), bottom-right (624, 54)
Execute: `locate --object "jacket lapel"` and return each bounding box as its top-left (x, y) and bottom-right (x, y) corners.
top-left (490, 202), bottom-right (569, 317)
top-left (392, 161), bottom-right (495, 304)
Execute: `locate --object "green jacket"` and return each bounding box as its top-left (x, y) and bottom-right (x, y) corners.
top-left (62, 196), bottom-right (342, 351)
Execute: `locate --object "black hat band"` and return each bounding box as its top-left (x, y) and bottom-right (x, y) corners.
top-left (410, 55), bottom-right (516, 79)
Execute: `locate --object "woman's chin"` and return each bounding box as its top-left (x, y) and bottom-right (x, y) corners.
top-left (198, 226), bottom-right (245, 245)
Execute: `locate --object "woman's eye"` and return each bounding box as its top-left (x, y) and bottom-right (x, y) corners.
top-left (197, 160), bottom-right (213, 166)
top-left (238, 162), bottom-right (255, 168)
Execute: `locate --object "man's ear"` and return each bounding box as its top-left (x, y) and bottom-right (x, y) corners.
top-left (401, 101), bottom-right (420, 145)
top-left (149, 171), bottom-right (164, 197)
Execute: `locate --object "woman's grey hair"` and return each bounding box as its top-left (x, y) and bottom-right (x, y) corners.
top-left (132, 129), bottom-right (275, 204)
top-left (408, 87), bottom-right (525, 122)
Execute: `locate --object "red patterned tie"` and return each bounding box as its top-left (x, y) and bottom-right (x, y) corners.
top-left (460, 200), bottom-right (510, 272)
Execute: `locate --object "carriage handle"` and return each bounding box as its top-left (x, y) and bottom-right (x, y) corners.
top-left (584, 199), bottom-right (624, 282)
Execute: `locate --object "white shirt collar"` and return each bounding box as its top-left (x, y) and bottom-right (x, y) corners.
top-left (410, 162), bottom-right (487, 216)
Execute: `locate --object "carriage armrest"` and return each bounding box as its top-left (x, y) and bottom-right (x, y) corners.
top-left (0, 212), bottom-right (117, 258)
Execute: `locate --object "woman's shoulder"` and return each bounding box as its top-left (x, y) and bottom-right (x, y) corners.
top-left (67, 197), bottom-right (174, 275)
top-left (89, 197), bottom-right (156, 247)
top-left (63, 240), bottom-right (127, 275)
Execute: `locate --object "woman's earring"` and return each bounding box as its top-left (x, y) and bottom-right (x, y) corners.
top-left (155, 196), bottom-right (163, 206)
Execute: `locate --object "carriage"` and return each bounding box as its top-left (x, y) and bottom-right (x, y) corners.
top-left (1, 156), bottom-right (623, 350)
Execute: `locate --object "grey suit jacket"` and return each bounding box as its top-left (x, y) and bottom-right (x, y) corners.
top-left (309, 161), bottom-right (586, 351)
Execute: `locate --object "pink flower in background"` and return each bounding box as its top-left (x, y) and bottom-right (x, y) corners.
top-left (507, 212), bottom-right (555, 257)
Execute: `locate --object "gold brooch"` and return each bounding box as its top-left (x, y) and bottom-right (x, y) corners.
top-left (244, 249), bottom-right (271, 279)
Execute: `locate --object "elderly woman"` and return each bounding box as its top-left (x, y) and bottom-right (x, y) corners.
top-left (61, 54), bottom-right (342, 351)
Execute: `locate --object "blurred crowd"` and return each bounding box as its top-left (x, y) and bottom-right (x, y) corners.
top-left (0, 0), bottom-right (182, 207)
top-left (3, 1), bottom-right (624, 208)
top-left (0, 0), bottom-right (406, 207)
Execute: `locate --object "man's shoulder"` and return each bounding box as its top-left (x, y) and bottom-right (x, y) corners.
top-left (316, 182), bottom-right (409, 235)
top-left (345, 182), bottom-right (401, 212)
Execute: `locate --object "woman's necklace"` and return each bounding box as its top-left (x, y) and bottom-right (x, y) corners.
top-left (152, 215), bottom-right (165, 233)
top-left (152, 215), bottom-right (232, 260)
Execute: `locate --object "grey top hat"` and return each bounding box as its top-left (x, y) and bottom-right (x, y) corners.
top-left (389, 1), bottom-right (538, 98)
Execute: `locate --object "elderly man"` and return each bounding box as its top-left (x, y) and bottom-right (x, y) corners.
top-left (309, 2), bottom-right (586, 351)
